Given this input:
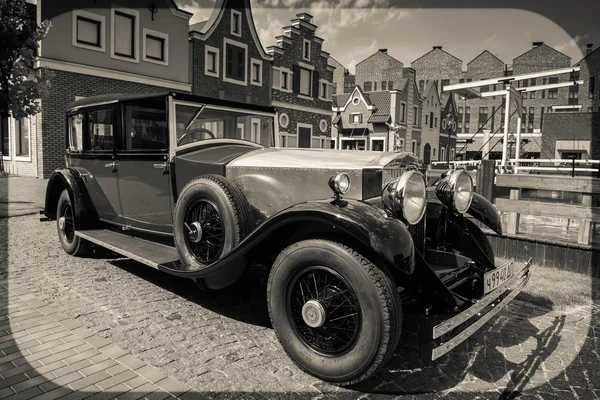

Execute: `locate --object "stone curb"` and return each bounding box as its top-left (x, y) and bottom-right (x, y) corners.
top-left (0, 280), bottom-right (201, 399)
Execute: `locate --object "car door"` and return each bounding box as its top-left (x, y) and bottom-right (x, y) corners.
top-left (116, 98), bottom-right (173, 235)
top-left (72, 107), bottom-right (122, 223)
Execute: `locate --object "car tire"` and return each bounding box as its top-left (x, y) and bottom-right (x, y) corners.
top-left (267, 239), bottom-right (402, 386)
top-left (56, 189), bottom-right (91, 257)
top-left (173, 175), bottom-right (253, 275)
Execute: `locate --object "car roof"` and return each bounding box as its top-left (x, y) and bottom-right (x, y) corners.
top-left (66, 91), bottom-right (278, 114)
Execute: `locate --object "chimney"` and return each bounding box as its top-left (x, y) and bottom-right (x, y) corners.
top-left (296, 13), bottom-right (313, 23)
top-left (433, 46), bottom-right (442, 50)
top-left (587, 43), bottom-right (594, 56)
top-left (533, 41), bottom-right (544, 48)
top-left (379, 48), bottom-right (388, 54)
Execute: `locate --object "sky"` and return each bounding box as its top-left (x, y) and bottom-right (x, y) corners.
top-left (174, 0), bottom-right (600, 74)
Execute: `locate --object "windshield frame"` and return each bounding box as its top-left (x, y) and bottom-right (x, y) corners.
top-left (168, 96), bottom-right (279, 159)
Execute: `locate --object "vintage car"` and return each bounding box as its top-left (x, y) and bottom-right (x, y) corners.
top-left (41, 91), bottom-right (531, 386)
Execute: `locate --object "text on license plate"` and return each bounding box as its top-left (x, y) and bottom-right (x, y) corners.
top-left (484, 262), bottom-right (515, 294)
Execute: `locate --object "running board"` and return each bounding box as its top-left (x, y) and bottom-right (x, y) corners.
top-left (75, 229), bottom-right (180, 270)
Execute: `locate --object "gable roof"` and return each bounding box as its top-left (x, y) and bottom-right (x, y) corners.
top-left (574, 46), bottom-right (600, 66)
top-left (188, 0), bottom-right (271, 61)
top-left (366, 91), bottom-right (392, 123)
top-left (467, 49), bottom-right (504, 66)
top-left (332, 86), bottom-right (377, 112)
top-left (165, 0), bottom-right (193, 19)
top-left (513, 43), bottom-right (569, 63)
top-left (411, 47), bottom-right (462, 65)
top-left (328, 55), bottom-right (345, 69)
top-left (356, 50), bottom-right (403, 67)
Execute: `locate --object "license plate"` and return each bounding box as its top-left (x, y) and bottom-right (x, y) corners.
top-left (483, 261), bottom-right (516, 294)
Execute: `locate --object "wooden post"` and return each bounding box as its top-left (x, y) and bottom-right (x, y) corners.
top-left (476, 159), bottom-right (496, 203)
top-left (578, 193), bottom-right (592, 245)
top-left (506, 188), bottom-right (521, 235)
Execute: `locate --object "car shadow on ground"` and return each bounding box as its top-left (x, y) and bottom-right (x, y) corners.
top-left (105, 253), bottom-right (564, 397)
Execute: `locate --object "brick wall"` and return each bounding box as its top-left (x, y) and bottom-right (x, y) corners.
top-left (191, 4), bottom-right (271, 106)
top-left (355, 50), bottom-right (403, 92)
top-left (541, 112), bottom-right (600, 159)
top-left (578, 48), bottom-right (600, 113)
top-left (38, 69), bottom-right (167, 178)
top-left (411, 47), bottom-right (463, 105)
top-left (329, 56), bottom-right (346, 96)
top-left (420, 84), bottom-right (441, 163)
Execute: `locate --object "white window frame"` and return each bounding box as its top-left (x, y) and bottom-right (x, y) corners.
top-left (111, 7), bottom-right (140, 63)
top-left (398, 138), bottom-right (404, 151)
top-left (297, 122), bottom-right (313, 148)
top-left (204, 45), bottom-right (220, 78)
top-left (250, 58), bottom-right (262, 87)
top-left (72, 9), bottom-right (106, 53)
top-left (237, 122), bottom-right (245, 139)
top-left (340, 137), bottom-right (367, 151)
top-left (280, 68), bottom-right (292, 93)
top-left (280, 132), bottom-right (298, 148)
top-left (370, 137), bottom-right (386, 152)
top-left (297, 66), bottom-right (313, 100)
top-left (350, 113), bottom-right (362, 124)
top-left (230, 9), bottom-right (242, 37)
top-left (272, 66), bottom-right (281, 89)
top-left (13, 116), bottom-right (32, 161)
top-left (142, 28), bottom-right (168, 66)
top-left (279, 113), bottom-right (289, 128)
top-left (303, 39), bottom-right (311, 61)
top-left (412, 139), bottom-right (417, 154)
top-left (450, 148), bottom-right (455, 160)
top-left (319, 79), bottom-right (331, 101)
top-left (400, 102), bottom-right (407, 122)
top-left (223, 37), bottom-right (248, 86)
top-left (319, 119), bottom-right (328, 133)
top-left (440, 147), bottom-right (446, 161)
top-left (251, 118), bottom-right (261, 144)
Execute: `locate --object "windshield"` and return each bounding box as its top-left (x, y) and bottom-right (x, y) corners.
top-left (175, 103), bottom-right (275, 148)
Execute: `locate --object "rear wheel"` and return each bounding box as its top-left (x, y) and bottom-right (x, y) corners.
top-left (56, 189), bottom-right (91, 256)
top-left (267, 239), bottom-right (402, 386)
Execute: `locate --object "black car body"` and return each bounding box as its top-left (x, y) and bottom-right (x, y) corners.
top-left (42, 92), bottom-right (531, 386)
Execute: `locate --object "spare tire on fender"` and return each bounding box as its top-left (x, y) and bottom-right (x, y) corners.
top-left (173, 174), bottom-right (253, 274)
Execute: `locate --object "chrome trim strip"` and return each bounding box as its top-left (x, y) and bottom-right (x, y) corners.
top-left (75, 231), bottom-right (161, 270)
top-left (433, 258), bottom-right (525, 339)
top-left (431, 267), bottom-right (531, 360)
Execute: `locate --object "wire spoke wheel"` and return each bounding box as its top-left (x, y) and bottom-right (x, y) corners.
top-left (184, 198), bottom-right (224, 264)
top-left (60, 203), bottom-right (75, 243)
top-left (287, 266), bottom-right (361, 356)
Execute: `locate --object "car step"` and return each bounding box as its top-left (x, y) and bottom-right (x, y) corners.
top-left (75, 229), bottom-right (180, 270)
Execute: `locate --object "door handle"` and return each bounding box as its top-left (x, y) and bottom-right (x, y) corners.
top-left (153, 162), bottom-right (168, 169)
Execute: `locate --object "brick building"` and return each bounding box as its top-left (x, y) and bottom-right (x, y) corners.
top-left (1, 0), bottom-right (192, 178)
top-left (420, 82), bottom-right (441, 164)
top-left (399, 68), bottom-right (422, 155)
top-left (355, 49), bottom-right (402, 92)
top-left (411, 46), bottom-right (463, 105)
top-left (332, 86), bottom-right (399, 151)
top-left (266, 13), bottom-right (335, 149)
top-left (328, 56), bottom-right (346, 96)
top-left (541, 112), bottom-right (600, 159)
top-left (576, 44), bottom-right (600, 114)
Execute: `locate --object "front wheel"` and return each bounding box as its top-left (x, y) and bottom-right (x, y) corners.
top-left (267, 239), bottom-right (402, 386)
top-left (56, 189), bottom-right (91, 257)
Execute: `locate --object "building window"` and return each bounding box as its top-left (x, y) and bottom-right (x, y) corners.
top-left (435, 117), bottom-right (438, 127)
top-left (388, 81), bottom-right (393, 90)
top-left (464, 121), bottom-right (470, 133)
top-left (400, 103), bottom-right (406, 122)
top-left (250, 58), bottom-right (262, 86)
top-left (433, 148), bottom-right (436, 157)
top-left (15, 118), bottom-right (29, 157)
top-left (373, 82), bottom-right (378, 91)
top-left (112, 9), bottom-right (139, 61)
top-left (299, 67), bottom-right (312, 96)
top-left (279, 113), bottom-right (289, 128)
top-left (412, 140), bottom-right (417, 153)
top-left (589, 77), bottom-right (595, 98)
top-left (441, 79), bottom-right (450, 90)
top-left (303, 39), bottom-right (311, 61)
top-left (413, 107), bottom-right (418, 125)
top-left (382, 81), bottom-right (387, 91)
top-left (205, 46), bottom-right (219, 77)
top-left (231, 10), bottom-right (242, 37)
top-left (459, 79), bottom-right (465, 83)
top-left (364, 82), bottom-right (372, 92)
top-left (440, 147), bottom-right (445, 161)
top-left (250, 118), bottom-right (260, 144)
top-left (224, 38), bottom-right (247, 85)
top-left (425, 115), bottom-right (429, 125)
top-left (319, 120), bottom-right (328, 133)
top-left (72, 10), bottom-right (105, 52)
top-left (143, 28), bottom-right (168, 65)
top-left (465, 107), bottom-right (470, 115)
top-left (319, 81), bottom-right (330, 100)
top-left (548, 77), bottom-right (558, 99)
top-left (281, 69), bottom-right (291, 90)
top-left (419, 80), bottom-right (424, 93)
top-left (351, 113), bottom-right (362, 124)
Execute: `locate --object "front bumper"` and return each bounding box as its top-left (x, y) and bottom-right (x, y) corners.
top-left (431, 257), bottom-right (532, 360)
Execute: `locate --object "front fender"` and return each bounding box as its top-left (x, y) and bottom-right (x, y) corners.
top-left (160, 198), bottom-right (416, 278)
top-left (467, 193), bottom-right (502, 236)
top-left (44, 168), bottom-right (97, 230)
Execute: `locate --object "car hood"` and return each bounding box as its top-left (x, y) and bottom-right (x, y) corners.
top-left (227, 147), bottom-right (424, 170)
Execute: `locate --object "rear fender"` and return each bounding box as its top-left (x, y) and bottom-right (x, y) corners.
top-left (159, 198), bottom-right (416, 279)
top-left (44, 168), bottom-right (98, 230)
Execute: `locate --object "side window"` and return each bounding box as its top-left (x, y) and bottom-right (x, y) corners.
top-left (123, 103), bottom-right (168, 151)
top-left (88, 109), bottom-right (114, 150)
top-left (68, 113), bottom-right (84, 151)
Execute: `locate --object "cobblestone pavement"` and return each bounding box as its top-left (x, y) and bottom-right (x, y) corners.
top-left (0, 177), bottom-right (599, 399)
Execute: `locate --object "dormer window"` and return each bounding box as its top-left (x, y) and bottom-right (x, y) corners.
top-left (303, 39), bottom-right (311, 61)
top-left (231, 10), bottom-right (242, 37)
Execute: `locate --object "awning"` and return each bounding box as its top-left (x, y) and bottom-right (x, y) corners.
top-left (340, 128), bottom-right (369, 137)
top-left (368, 114), bottom-right (391, 123)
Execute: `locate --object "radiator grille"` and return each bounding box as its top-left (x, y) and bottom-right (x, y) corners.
top-left (382, 167), bottom-right (405, 189)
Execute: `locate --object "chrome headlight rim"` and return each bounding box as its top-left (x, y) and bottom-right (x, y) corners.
top-left (382, 170), bottom-right (427, 225)
top-left (436, 169), bottom-right (474, 214)
top-left (329, 172), bottom-right (351, 196)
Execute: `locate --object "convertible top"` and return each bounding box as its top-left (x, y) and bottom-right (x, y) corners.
top-left (67, 91), bottom-right (279, 115)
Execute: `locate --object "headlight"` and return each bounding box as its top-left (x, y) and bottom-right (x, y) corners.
top-left (329, 172), bottom-right (351, 195)
top-left (436, 169), bottom-right (473, 214)
top-left (382, 171), bottom-right (427, 225)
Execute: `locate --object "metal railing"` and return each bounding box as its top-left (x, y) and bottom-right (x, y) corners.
top-left (431, 159), bottom-right (600, 177)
